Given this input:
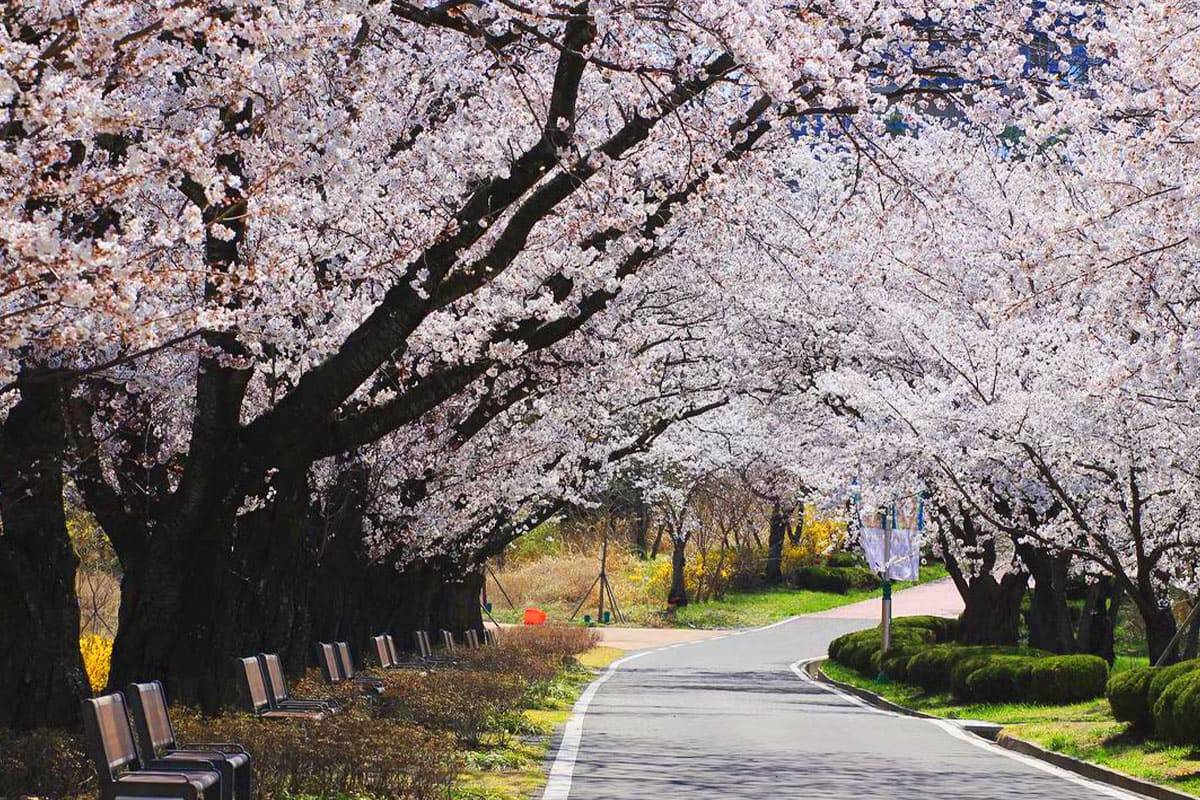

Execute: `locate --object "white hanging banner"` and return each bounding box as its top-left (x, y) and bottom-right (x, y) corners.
top-left (856, 495), bottom-right (922, 581)
top-left (860, 526), bottom-right (920, 580)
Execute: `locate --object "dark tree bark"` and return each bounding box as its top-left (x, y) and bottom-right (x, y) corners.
top-left (1143, 603), bottom-right (1180, 665)
top-left (1181, 600), bottom-right (1200, 661)
top-left (1075, 577), bottom-right (1121, 663)
top-left (632, 494), bottom-right (650, 560)
top-left (0, 372), bottom-right (90, 729)
top-left (668, 536), bottom-right (688, 607)
top-left (1021, 547), bottom-right (1077, 654)
top-left (650, 525), bottom-right (665, 560)
top-left (938, 508), bottom-right (1027, 646)
top-left (764, 500), bottom-right (790, 585)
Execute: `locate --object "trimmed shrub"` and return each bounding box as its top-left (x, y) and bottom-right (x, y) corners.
top-left (1153, 670), bottom-right (1200, 745)
top-left (906, 645), bottom-right (1047, 693)
top-left (905, 645), bottom-right (963, 691)
top-left (1106, 666), bottom-right (1156, 729)
top-left (893, 615), bottom-right (959, 644)
top-left (962, 657), bottom-right (1036, 702)
top-left (845, 566), bottom-right (883, 590)
top-left (1025, 655), bottom-right (1109, 704)
top-left (1147, 659), bottom-right (1200, 712)
top-left (793, 566), bottom-right (852, 593)
top-left (881, 647), bottom-right (921, 681)
top-left (827, 551), bottom-right (867, 569)
top-left (829, 626), bottom-right (933, 674)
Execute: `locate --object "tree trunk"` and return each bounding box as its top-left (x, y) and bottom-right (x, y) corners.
top-left (957, 572), bottom-right (1027, 645)
top-left (109, 460), bottom-right (486, 709)
top-left (650, 524), bottom-right (665, 560)
top-left (764, 501), bottom-right (788, 585)
top-left (0, 372), bottom-right (90, 729)
top-left (1023, 549), bottom-right (1076, 654)
top-left (632, 495), bottom-right (650, 560)
top-left (1142, 603), bottom-right (1180, 665)
top-left (1182, 600), bottom-right (1200, 661)
top-left (667, 536), bottom-right (688, 607)
top-left (1075, 577), bottom-right (1120, 663)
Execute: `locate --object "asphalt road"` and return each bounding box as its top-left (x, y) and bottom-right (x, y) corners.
top-left (546, 614), bottom-right (1141, 800)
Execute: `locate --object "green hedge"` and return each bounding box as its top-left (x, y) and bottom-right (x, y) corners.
top-left (827, 552), bottom-right (868, 569)
top-left (1153, 670), bottom-right (1200, 745)
top-left (1106, 666), bottom-right (1156, 729)
top-left (1025, 655), bottom-right (1109, 704)
top-left (893, 615), bottom-right (959, 643)
top-left (906, 645), bottom-right (1044, 693)
top-left (793, 565), bottom-right (880, 594)
top-left (963, 657), bottom-right (1036, 702)
top-left (1146, 659), bottom-right (1200, 712)
top-left (829, 626), bottom-right (934, 674)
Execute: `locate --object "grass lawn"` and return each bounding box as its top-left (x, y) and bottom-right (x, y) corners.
top-left (451, 646), bottom-right (623, 800)
top-left (488, 564), bottom-right (947, 629)
top-left (822, 659), bottom-right (1200, 797)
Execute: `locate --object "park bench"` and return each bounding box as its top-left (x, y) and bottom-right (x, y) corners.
top-left (127, 680), bottom-right (251, 800)
top-left (372, 634), bottom-right (399, 669)
top-left (414, 629), bottom-right (458, 665)
top-left (316, 641), bottom-right (384, 690)
top-left (336, 641), bottom-right (385, 689)
top-left (238, 657), bottom-right (326, 720)
top-left (372, 634), bottom-right (423, 670)
top-left (258, 653), bottom-right (338, 714)
top-left (82, 692), bottom-right (223, 800)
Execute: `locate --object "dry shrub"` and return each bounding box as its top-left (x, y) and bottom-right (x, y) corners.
top-left (488, 552), bottom-right (609, 606)
top-left (496, 624), bottom-right (600, 659)
top-left (171, 706), bottom-right (460, 800)
top-left (291, 666), bottom-right (368, 711)
top-left (373, 668), bottom-right (527, 744)
top-left (0, 727), bottom-right (92, 799)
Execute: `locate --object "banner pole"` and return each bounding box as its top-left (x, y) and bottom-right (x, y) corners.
top-left (880, 504), bottom-right (893, 660)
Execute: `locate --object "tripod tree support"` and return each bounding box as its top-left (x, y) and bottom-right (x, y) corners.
top-left (570, 535), bottom-right (626, 624)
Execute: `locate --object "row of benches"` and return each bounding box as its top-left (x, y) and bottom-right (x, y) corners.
top-left (81, 627), bottom-right (499, 800)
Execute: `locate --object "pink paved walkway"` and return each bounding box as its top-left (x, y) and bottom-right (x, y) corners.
top-left (808, 576), bottom-right (963, 619)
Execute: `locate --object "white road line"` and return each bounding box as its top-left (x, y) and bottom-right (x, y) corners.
top-left (790, 657), bottom-right (1145, 800)
top-left (541, 649), bottom-right (653, 800)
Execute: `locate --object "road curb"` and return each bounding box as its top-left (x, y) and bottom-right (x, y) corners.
top-left (810, 659), bottom-right (1200, 800)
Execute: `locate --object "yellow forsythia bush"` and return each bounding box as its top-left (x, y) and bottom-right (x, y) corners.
top-left (80, 633), bottom-right (113, 693)
top-left (781, 506), bottom-right (847, 576)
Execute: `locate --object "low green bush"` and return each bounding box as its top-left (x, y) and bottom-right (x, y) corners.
top-left (794, 566), bottom-right (852, 593)
top-left (828, 625), bottom-right (934, 674)
top-left (906, 644), bottom-right (1046, 693)
top-left (827, 552), bottom-right (868, 569)
top-left (904, 644), bottom-right (961, 691)
top-left (962, 657), bottom-right (1036, 702)
top-left (1155, 670), bottom-right (1200, 745)
top-left (1025, 655), bottom-right (1109, 704)
top-left (893, 615), bottom-right (959, 643)
top-left (1146, 659), bottom-right (1200, 713)
top-left (792, 568), bottom-right (859, 594)
top-left (1106, 666), bottom-right (1156, 729)
top-left (881, 647), bottom-right (921, 681)
top-left (793, 565), bottom-right (881, 593)
top-left (844, 566), bottom-right (883, 590)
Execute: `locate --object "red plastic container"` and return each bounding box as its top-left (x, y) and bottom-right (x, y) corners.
top-left (523, 607), bottom-right (548, 625)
